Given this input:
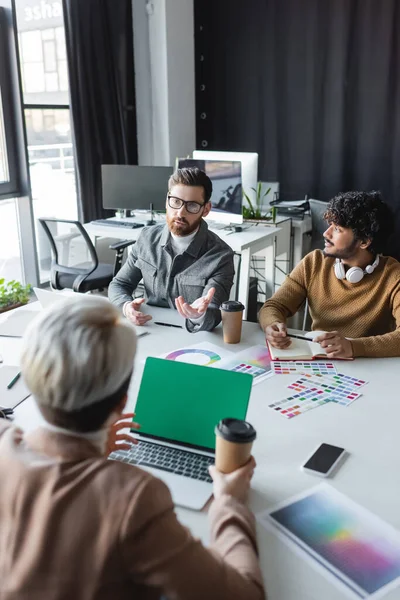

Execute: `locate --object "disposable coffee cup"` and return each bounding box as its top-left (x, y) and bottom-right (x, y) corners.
top-left (220, 300), bottom-right (244, 344)
top-left (215, 418), bottom-right (257, 474)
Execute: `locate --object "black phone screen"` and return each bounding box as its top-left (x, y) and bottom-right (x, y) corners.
top-left (303, 443), bottom-right (345, 474)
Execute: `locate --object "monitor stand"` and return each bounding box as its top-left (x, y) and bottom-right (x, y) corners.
top-left (146, 202), bottom-right (156, 226)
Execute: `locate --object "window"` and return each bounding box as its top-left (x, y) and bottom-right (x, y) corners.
top-left (0, 8), bottom-right (19, 198)
top-left (15, 0), bottom-right (77, 283)
top-left (0, 199), bottom-right (23, 282)
top-left (0, 91), bottom-right (9, 183)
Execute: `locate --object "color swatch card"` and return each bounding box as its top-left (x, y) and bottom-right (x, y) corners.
top-left (272, 361), bottom-right (337, 376)
top-left (158, 342), bottom-right (233, 366)
top-left (268, 387), bottom-right (332, 418)
top-left (287, 374), bottom-right (362, 407)
top-left (259, 484), bottom-right (400, 599)
top-left (325, 372), bottom-right (368, 389)
top-left (214, 345), bottom-right (273, 385)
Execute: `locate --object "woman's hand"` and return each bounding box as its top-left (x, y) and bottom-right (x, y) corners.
top-left (106, 412), bottom-right (140, 456)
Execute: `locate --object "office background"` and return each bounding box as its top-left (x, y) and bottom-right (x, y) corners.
top-left (0, 0), bottom-right (399, 289)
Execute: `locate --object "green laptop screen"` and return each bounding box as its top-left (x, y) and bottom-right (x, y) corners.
top-left (133, 357), bottom-right (253, 451)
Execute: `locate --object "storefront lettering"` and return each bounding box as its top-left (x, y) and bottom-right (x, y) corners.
top-left (24, 1), bottom-right (62, 22)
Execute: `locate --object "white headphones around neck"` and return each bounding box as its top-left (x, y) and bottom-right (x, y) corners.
top-left (334, 255), bottom-right (380, 284)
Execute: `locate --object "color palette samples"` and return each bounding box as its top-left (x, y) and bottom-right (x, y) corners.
top-left (272, 361), bottom-right (337, 376)
top-left (268, 388), bottom-right (332, 418)
top-left (215, 345), bottom-right (273, 385)
top-left (261, 485), bottom-right (400, 599)
top-left (288, 374), bottom-right (362, 407)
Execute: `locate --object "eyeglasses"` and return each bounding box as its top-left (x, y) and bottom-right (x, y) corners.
top-left (167, 195), bottom-right (205, 215)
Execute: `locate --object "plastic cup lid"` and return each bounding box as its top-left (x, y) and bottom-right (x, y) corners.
top-left (215, 418), bottom-right (257, 443)
top-left (220, 300), bottom-right (245, 312)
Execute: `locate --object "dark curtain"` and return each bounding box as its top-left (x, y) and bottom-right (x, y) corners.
top-left (62, 0), bottom-right (137, 222)
top-left (194, 0), bottom-right (400, 257)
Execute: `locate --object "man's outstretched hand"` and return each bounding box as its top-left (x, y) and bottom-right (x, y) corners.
top-left (124, 298), bottom-right (152, 326)
top-left (175, 287), bottom-right (215, 320)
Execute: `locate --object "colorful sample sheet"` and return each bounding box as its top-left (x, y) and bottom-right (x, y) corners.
top-left (268, 388), bottom-right (332, 418)
top-left (158, 342), bottom-right (233, 366)
top-left (214, 345), bottom-right (273, 385)
top-left (259, 484), bottom-right (400, 599)
top-left (272, 361), bottom-right (337, 376)
top-left (287, 374), bottom-right (362, 407)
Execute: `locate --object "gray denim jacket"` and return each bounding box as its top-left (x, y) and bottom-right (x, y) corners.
top-left (108, 220), bottom-right (235, 332)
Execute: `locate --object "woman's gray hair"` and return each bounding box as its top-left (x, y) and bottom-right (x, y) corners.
top-left (21, 296), bottom-right (136, 412)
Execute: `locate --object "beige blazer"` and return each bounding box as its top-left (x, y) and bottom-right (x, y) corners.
top-left (0, 422), bottom-right (265, 599)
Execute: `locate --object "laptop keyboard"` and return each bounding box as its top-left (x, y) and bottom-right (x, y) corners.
top-left (109, 440), bottom-right (214, 483)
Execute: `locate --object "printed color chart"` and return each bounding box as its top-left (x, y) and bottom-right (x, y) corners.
top-left (288, 375), bottom-right (362, 407)
top-left (260, 484), bottom-right (400, 599)
top-left (268, 388), bottom-right (332, 418)
top-left (272, 361), bottom-right (337, 376)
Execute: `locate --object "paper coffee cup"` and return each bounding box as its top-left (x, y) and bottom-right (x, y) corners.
top-left (215, 418), bottom-right (256, 474)
top-left (220, 300), bottom-right (244, 344)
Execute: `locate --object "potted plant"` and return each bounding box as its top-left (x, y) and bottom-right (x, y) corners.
top-left (0, 279), bottom-right (32, 314)
top-left (243, 182), bottom-right (277, 223)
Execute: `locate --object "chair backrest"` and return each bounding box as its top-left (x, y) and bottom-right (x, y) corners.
top-left (309, 199), bottom-right (328, 251)
top-left (38, 218), bottom-right (98, 272)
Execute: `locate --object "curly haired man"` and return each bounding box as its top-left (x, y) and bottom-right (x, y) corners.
top-left (259, 191), bottom-right (400, 358)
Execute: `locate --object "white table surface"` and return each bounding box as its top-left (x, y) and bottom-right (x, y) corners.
top-left (1, 301), bottom-right (399, 600)
top-left (84, 216), bottom-right (281, 319)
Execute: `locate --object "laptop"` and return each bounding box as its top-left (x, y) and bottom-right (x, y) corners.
top-left (33, 287), bottom-right (76, 308)
top-left (109, 357), bottom-right (253, 510)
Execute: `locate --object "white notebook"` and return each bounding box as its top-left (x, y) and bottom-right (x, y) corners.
top-left (268, 331), bottom-right (328, 361)
top-left (0, 366), bottom-right (31, 409)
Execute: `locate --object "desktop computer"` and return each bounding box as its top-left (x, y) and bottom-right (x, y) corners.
top-left (177, 158), bottom-right (243, 225)
top-left (192, 150), bottom-right (258, 206)
top-left (101, 165), bottom-right (173, 218)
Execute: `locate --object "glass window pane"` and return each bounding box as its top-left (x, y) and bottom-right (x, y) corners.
top-left (21, 30), bottom-right (43, 62)
top-left (0, 199), bottom-right (23, 283)
top-left (42, 28), bottom-right (55, 41)
top-left (0, 90), bottom-right (10, 184)
top-left (45, 72), bottom-right (58, 92)
top-left (25, 108), bottom-right (78, 283)
top-left (24, 62), bottom-right (45, 93)
top-left (43, 40), bottom-right (57, 72)
top-left (58, 60), bottom-right (68, 92)
top-left (55, 27), bottom-right (67, 60)
top-left (15, 2), bottom-right (69, 105)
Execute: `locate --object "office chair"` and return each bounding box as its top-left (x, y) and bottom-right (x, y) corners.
top-left (39, 218), bottom-right (134, 293)
top-left (309, 199), bottom-right (328, 251)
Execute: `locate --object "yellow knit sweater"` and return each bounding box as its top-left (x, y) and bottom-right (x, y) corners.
top-left (259, 250), bottom-right (400, 358)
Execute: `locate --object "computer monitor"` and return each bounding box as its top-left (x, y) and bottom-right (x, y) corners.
top-left (101, 165), bottom-right (173, 212)
top-left (177, 158), bottom-right (243, 224)
top-left (192, 151), bottom-right (258, 206)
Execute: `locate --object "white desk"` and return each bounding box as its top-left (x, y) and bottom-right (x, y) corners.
top-left (1, 302), bottom-right (399, 600)
top-left (85, 217), bottom-right (281, 320)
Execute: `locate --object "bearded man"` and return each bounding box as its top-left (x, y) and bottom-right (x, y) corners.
top-left (109, 167), bottom-right (234, 332)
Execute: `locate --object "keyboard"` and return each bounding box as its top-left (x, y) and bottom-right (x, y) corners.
top-left (109, 440), bottom-right (214, 483)
top-left (92, 219), bottom-right (144, 229)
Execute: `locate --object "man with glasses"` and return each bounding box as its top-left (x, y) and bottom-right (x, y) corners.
top-left (109, 168), bottom-right (234, 332)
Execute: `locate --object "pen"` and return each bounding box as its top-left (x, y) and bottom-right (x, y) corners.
top-left (287, 333), bottom-right (310, 341)
top-left (154, 321), bottom-right (183, 329)
top-left (7, 371), bottom-right (21, 390)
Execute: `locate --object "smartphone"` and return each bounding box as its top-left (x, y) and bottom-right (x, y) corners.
top-left (302, 443), bottom-right (346, 478)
